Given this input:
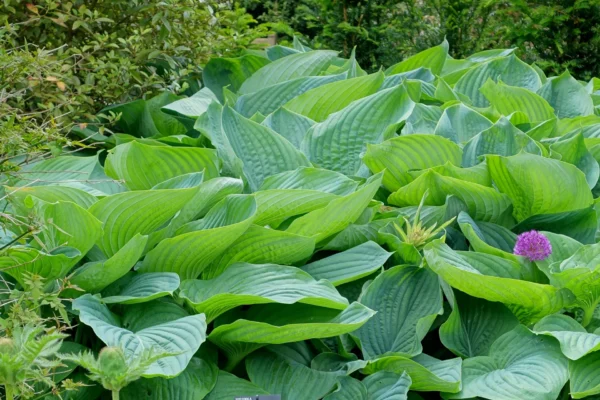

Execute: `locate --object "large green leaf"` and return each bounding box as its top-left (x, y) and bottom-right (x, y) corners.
top-left (324, 376), bottom-right (367, 400)
top-left (403, 104), bottom-right (442, 134)
top-left (363, 134), bottom-right (462, 192)
top-left (139, 195), bottom-right (256, 279)
top-left (570, 351), bottom-right (600, 398)
top-left (104, 141), bottom-right (219, 190)
top-left (302, 85), bottom-right (414, 176)
top-left (363, 371), bottom-right (411, 400)
top-left (353, 265), bottom-right (442, 360)
top-left (434, 103), bottom-right (493, 144)
top-left (202, 54), bottom-right (270, 102)
top-left (444, 325), bottom-right (568, 400)
top-left (407, 162), bottom-right (491, 187)
top-left (538, 70), bottom-right (594, 118)
top-left (239, 50), bottom-right (338, 94)
top-left (386, 40), bottom-right (448, 76)
top-left (259, 167), bottom-right (359, 195)
top-left (480, 80), bottom-right (555, 122)
top-left (301, 241), bottom-right (392, 286)
top-left (533, 314), bottom-right (600, 360)
top-left (221, 106), bottom-right (310, 191)
top-left (180, 262), bottom-right (347, 322)
top-left (512, 207), bottom-right (597, 244)
top-left (99, 272), bottom-right (180, 305)
top-left (262, 107), bottom-right (315, 148)
top-left (487, 153), bottom-right (594, 221)
top-left (72, 294), bottom-right (207, 378)
top-left (253, 189), bottom-right (339, 227)
top-left (5, 185), bottom-right (97, 212)
top-left (205, 370), bottom-right (270, 400)
top-left (549, 132), bottom-right (600, 188)
top-left (284, 71), bottom-right (384, 122)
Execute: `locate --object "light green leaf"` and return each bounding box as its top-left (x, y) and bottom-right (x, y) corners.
top-left (253, 189), bottom-right (339, 227)
top-left (259, 167), bottom-right (359, 195)
top-left (549, 132), bottom-right (600, 188)
top-left (180, 262), bottom-right (347, 322)
top-left (363, 371), bottom-right (411, 400)
top-left (386, 40), bottom-right (448, 75)
top-left (99, 272), bottom-right (180, 304)
top-left (363, 134), bottom-right (462, 192)
top-left (570, 351), bottom-right (600, 399)
top-left (262, 107), bottom-right (315, 148)
top-left (407, 162), bottom-right (491, 187)
top-left (353, 265), bottom-right (442, 359)
top-left (5, 185), bottom-right (97, 212)
top-left (151, 172), bottom-right (204, 189)
top-left (480, 80), bottom-right (555, 122)
top-left (534, 314), bottom-right (600, 360)
top-left (538, 70), bottom-right (594, 118)
top-left (160, 87), bottom-right (218, 121)
top-left (434, 103), bottom-right (493, 144)
top-left (403, 104), bottom-right (442, 134)
top-left (72, 294), bottom-right (207, 378)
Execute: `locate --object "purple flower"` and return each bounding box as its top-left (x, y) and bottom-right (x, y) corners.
top-left (513, 230), bottom-right (552, 261)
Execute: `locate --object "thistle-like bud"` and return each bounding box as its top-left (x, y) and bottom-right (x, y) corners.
top-left (0, 338), bottom-right (15, 355)
top-left (97, 346), bottom-right (128, 377)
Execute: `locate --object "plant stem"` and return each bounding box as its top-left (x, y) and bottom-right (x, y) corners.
top-left (5, 385), bottom-right (15, 400)
top-left (112, 390), bottom-right (120, 400)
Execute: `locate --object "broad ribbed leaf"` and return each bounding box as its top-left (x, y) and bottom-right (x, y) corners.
top-left (324, 376), bottom-right (367, 400)
top-left (180, 262), bottom-right (347, 322)
top-left (538, 70), bottom-right (594, 118)
top-left (363, 371), bottom-right (411, 400)
top-left (301, 241), bottom-right (391, 286)
top-left (262, 108), bottom-right (315, 148)
top-left (386, 40), bottom-right (448, 76)
top-left (534, 314), bottom-right (600, 360)
top-left (444, 326), bottom-right (568, 400)
top-left (72, 294), bottom-right (207, 378)
top-left (253, 189), bottom-right (339, 227)
top-left (100, 272), bottom-right (180, 304)
top-left (570, 351), bottom-right (600, 398)
top-left (549, 132), bottom-right (600, 188)
top-left (104, 141), bottom-right (219, 190)
top-left (202, 54), bottom-right (270, 102)
top-left (363, 134), bottom-right (462, 191)
top-left (434, 103), bottom-right (493, 143)
top-left (5, 185), bottom-right (97, 212)
top-left (480, 80), bottom-right (555, 122)
top-left (403, 104), bottom-right (442, 134)
top-left (353, 265), bottom-right (442, 359)
top-left (302, 86), bottom-right (414, 176)
top-left (259, 167), bottom-right (358, 195)
top-left (407, 162), bottom-right (491, 187)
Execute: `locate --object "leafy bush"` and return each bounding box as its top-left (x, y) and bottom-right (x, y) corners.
top-left (6, 39), bottom-right (600, 399)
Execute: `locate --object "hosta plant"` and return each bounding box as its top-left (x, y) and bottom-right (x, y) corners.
top-left (6, 38), bottom-right (600, 399)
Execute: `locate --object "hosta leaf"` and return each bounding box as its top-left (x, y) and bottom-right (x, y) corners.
top-left (209, 302), bottom-right (375, 368)
top-left (363, 134), bottom-right (462, 191)
top-left (121, 357), bottom-right (218, 400)
top-left (104, 141), bottom-right (219, 190)
top-left (259, 167), bottom-right (358, 195)
top-left (301, 241), bottom-right (392, 286)
top-left (253, 189), bottom-right (339, 227)
top-left (89, 188), bottom-right (197, 257)
top-left (239, 50), bottom-right (338, 94)
top-left (324, 376), bottom-right (367, 400)
top-left (513, 206), bottom-right (597, 244)
top-left (235, 73), bottom-right (345, 117)
top-left (403, 104), bottom-right (442, 134)
top-left (454, 55), bottom-right (542, 107)
top-left (160, 87), bottom-right (218, 120)
top-left (120, 300), bottom-right (190, 331)
top-left (262, 107), bottom-right (315, 148)
top-left (139, 195), bottom-right (256, 279)
top-left (533, 314), bottom-right (600, 360)
top-left (221, 106), bottom-right (310, 191)
top-left (202, 54), bottom-right (270, 102)
top-left (407, 162), bottom-right (491, 187)
top-left (549, 132), bottom-right (600, 188)
top-left (363, 354), bottom-right (462, 393)
top-left (363, 371), bottom-right (411, 400)
top-left (72, 294), bottom-right (207, 378)
top-left (284, 71), bottom-right (384, 122)
top-left (480, 79), bottom-right (555, 122)
top-left (388, 170), bottom-right (512, 223)
top-left (205, 371), bottom-right (270, 400)
top-left (487, 153), bottom-right (594, 221)
top-left (322, 218), bottom-right (394, 251)
top-left (570, 351), bottom-right (600, 399)
top-left (424, 240), bottom-right (575, 324)
top-left (286, 173), bottom-right (382, 243)
top-left (204, 226), bottom-right (315, 278)
top-left (444, 325), bottom-right (568, 400)
top-left (99, 272), bottom-right (180, 304)
top-left (151, 172), bottom-right (204, 189)
top-left (68, 234), bottom-right (148, 293)
top-left (538, 70), bottom-right (594, 118)
top-left (353, 265), bottom-right (442, 360)
top-left (434, 103), bottom-right (493, 144)
top-left (180, 262), bottom-right (347, 322)
top-left (440, 289), bottom-right (519, 358)
top-left (302, 85), bottom-right (414, 176)
top-left (266, 45), bottom-right (301, 60)
top-left (5, 185), bottom-right (97, 212)
top-left (386, 39), bottom-right (448, 76)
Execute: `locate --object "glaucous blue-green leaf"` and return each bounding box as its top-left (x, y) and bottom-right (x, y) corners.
top-left (454, 55), bottom-right (542, 107)
top-left (160, 87), bottom-right (218, 122)
top-left (363, 354), bottom-right (462, 393)
top-left (538, 70), bottom-right (594, 118)
top-left (570, 351), bottom-right (600, 399)
top-left (253, 189), bottom-right (339, 227)
top-left (235, 73), bottom-right (345, 117)
top-left (286, 173), bottom-right (382, 243)
top-left (239, 50), bottom-right (338, 94)
top-left (310, 352), bottom-right (367, 374)
top-left (444, 325), bottom-right (568, 400)
top-left (513, 207), bottom-right (597, 245)
top-left (549, 132), bottom-right (600, 188)
top-left (104, 141), bottom-right (219, 190)
top-left (487, 153), bottom-right (594, 221)
top-left (259, 166), bottom-right (359, 195)
top-left (480, 79), bottom-right (555, 122)
top-left (121, 357), bottom-right (218, 400)
top-left (424, 240), bottom-right (575, 324)
top-left (388, 170), bottom-right (512, 223)
top-left (98, 272), bottom-right (180, 305)
top-left (462, 116), bottom-right (542, 167)
top-left (209, 302), bottom-right (375, 369)
top-left (434, 103), bottom-right (493, 144)
top-left (246, 350), bottom-right (340, 400)
top-left (386, 39), bottom-right (448, 76)
top-left (151, 172), bottom-right (204, 190)
top-left (266, 45), bottom-right (300, 61)
top-left (403, 104), bottom-right (442, 134)
top-left (221, 106), bottom-right (310, 191)
top-left (533, 313), bottom-right (600, 360)
top-left (262, 107), bottom-right (315, 148)
top-left (301, 241), bottom-right (391, 286)
top-left (180, 262), bottom-right (347, 322)
top-left (324, 376), bottom-right (367, 400)
top-left (120, 300), bottom-right (191, 331)
top-left (203, 226), bottom-right (315, 278)
top-left (205, 370), bottom-right (269, 400)
top-left (72, 294), bottom-right (207, 378)
top-left (363, 134), bottom-right (462, 192)
top-left (202, 54), bottom-right (270, 102)
top-left (89, 187), bottom-right (197, 257)
top-left (440, 289), bottom-right (519, 358)
top-left (140, 195), bottom-right (256, 279)
top-left (353, 265), bottom-right (442, 359)
top-left (302, 85), bottom-right (414, 176)
top-left (363, 371), bottom-right (411, 400)
top-left (284, 71), bottom-right (384, 122)
top-left (68, 234), bottom-right (147, 293)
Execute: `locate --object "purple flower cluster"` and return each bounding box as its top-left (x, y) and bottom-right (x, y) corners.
top-left (513, 230), bottom-right (552, 261)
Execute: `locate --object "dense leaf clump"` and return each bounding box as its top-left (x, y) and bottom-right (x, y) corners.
top-left (5, 38), bottom-right (600, 399)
